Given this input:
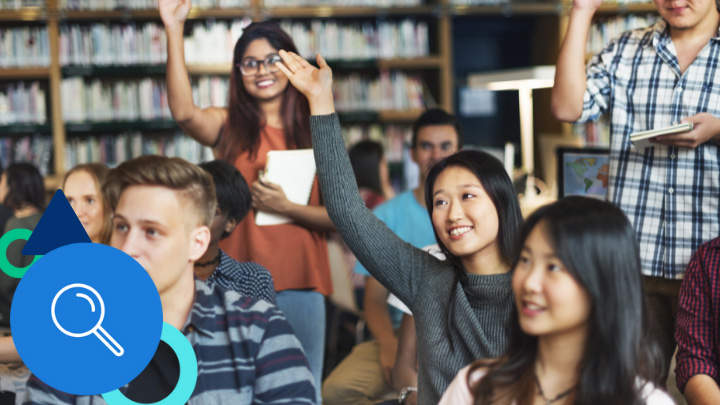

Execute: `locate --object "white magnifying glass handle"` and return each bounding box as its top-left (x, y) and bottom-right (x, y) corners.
top-left (93, 326), bottom-right (124, 357)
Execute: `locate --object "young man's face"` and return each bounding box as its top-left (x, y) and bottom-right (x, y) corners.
top-left (653, 0), bottom-right (719, 32)
top-left (411, 125), bottom-right (459, 181)
top-left (111, 185), bottom-right (209, 295)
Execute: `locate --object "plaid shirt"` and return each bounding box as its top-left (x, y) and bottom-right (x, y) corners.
top-left (675, 237), bottom-right (720, 391)
top-left (578, 19), bottom-right (720, 279)
top-left (207, 250), bottom-right (277, 305)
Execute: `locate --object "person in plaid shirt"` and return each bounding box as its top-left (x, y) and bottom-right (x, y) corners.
top-left (551, 0), bottom-right (720, 390)
top-left (676, 237), bottom-right (720, 403)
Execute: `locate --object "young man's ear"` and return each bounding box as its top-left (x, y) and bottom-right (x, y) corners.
top-left (188, 225), bottom-right (211, 262)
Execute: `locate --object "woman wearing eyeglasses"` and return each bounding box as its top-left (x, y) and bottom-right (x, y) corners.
top-left (159, 1), bottom-right (334, 399)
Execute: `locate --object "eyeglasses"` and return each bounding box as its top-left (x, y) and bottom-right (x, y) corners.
top-left (237, 54), bottom-right (282, 76)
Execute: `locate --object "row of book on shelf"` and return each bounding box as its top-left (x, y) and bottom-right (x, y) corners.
top-left (64, 131), bottom-right (214, 169)
top-left (0, 27), bottom-right (50, 68)
top-left (59, 0), bottom-right (249, 10)
top-left (58, 18), bottom-right (429, 67)
top-left (342, 124), bottom-right (409, 163)
top-left (0, 0), bottom-right (42, 9)
top-left (0, 81), bottom-right (46, 125)
top-left (586, 14), bottom-right (659, 55)
top-left (0, 135), bottom-right (52, 176)
top-left (58, 71), bottom-right (425, 124)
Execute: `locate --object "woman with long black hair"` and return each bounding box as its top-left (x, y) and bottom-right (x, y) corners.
top-left (439, 197), bottom-right (672, 404)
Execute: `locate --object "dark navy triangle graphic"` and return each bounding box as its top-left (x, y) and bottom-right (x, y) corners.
top-left (22, 189), bottom-right (91, 255)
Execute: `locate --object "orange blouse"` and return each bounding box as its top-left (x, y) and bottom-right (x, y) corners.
top-left (219, 126), bottom-right (332, 295)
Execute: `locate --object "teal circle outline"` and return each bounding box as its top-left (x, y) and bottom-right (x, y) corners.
top-left (101, 322), bottom-right (198, 405)
top-left (0, 228), bottom-right (41, 278)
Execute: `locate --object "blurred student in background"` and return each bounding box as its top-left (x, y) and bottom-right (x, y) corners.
top-left (63, 163), bottom-right (112, 245)
top-left (196, 160), bottom-right (276, 304)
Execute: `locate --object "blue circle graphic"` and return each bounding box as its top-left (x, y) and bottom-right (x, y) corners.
top-left (11, 243), bottom-right (163, 395)
top-left (102, 322), bottom-right (198, 405)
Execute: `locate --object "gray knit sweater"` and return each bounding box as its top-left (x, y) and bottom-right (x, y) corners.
top-left (311, 113), bottom-right (514, 404)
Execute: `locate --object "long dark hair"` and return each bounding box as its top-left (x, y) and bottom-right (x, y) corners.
top-left (424, 150), bottom-right (522, 349)
top-left (470, 197), bottom-right (663, 404)
top-left (349, 140), bottom-right (385, 196)
top-left (3, 163), bottom-right (45, 212)
top-left (218, 21), bottom-right (311, 162)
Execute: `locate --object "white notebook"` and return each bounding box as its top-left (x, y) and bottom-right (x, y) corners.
top-left (255, 149), bottom-right (317, 226)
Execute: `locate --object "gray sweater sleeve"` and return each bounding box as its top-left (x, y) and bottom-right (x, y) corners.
top-left (310, 113), bottom-right (440, 309)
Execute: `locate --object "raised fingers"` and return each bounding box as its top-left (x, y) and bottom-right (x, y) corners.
top-left (278, 49), bottom-right (302, 73)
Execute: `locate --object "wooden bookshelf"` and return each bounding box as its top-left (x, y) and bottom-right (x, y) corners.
top-left (0, 67), bottom-right (50, 79)
top-left (0, 7), bottom-right (45, 21)
top-left (7, 0), bottom-right (660, 183)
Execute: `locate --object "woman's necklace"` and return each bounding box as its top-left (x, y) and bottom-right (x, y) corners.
top-left (533, 373), bottom-right (576, 405)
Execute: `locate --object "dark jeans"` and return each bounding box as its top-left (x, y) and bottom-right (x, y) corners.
top-left (644, 275), bottom-right (683, 388)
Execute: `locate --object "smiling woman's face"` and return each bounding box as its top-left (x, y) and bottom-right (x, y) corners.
top-left (240, 38), bottom-right (289, 104)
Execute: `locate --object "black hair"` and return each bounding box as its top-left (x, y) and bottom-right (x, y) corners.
top-left (3, 163), bottom-right (45, 212)
top-left (470, 197), bottom-right (663, 404)
top-left (424, 150), bottom-right (522, 349)
top-left (348, 140), bottom-right (385, 196)
top-left (411, 108), bottom-right (464, 150)
top-left (198, 160), bottom-right (251, 240)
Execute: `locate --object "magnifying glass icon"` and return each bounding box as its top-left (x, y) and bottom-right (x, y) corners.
top-left (51, 283), bottom-right (124, 357)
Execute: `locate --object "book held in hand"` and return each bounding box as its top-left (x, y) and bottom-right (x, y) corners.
top-left (255, 149), bottom-right (316, 226)
top-left (630, 122), bottom-right (694, 150)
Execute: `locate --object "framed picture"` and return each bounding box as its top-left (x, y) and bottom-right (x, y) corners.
top-left (557, 147), bottom-right (610, 200)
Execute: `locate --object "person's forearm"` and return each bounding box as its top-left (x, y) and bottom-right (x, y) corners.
top-left (392, 315), bottom-right (417, 392)
top-left (281, 204), bottom-right (336, 232)
top-left (685, 374), bottom-right (720, 405)
top-left (365, 299), bottom-right (396, 345)
top-left (551, 8), bottom-right (595, 122)
top-left (165, 23), bottom-right (196, 124)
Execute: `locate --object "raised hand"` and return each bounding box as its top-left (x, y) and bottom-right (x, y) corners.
top-left (275, 50), bottom-right (335, 115)
top-left (158, 0), bottom-right (191, 28)
top-left (572, 0), bottom-right (603, 13)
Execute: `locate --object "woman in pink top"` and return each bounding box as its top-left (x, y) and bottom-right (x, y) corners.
top-left (440, 197), bottom-right (673, 405)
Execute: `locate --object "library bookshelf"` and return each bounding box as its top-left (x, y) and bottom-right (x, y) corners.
top-left (0, 0), bottom-right (656, 187)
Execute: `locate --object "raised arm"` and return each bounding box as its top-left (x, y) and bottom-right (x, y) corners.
top-left (551, 0), bottom-right (602, 122)
top-left (275, 51), bottom-right (440, 306)
top-left (159, 0), bottom-right (227, 146)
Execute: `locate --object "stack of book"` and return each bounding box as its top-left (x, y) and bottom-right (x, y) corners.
top-left (192, 76), bottom-right (229, 109)
top-left (0, 0), bottom-right (44, 9)
top-left (60, 23), bottom-right (168, 66)
top-left (264, 0), bottom-right (422, 6)
top-left (59, 0), bottom-right (248, 11)
top-left (61, 77), bottom-right (171, 123)
top-left (280, 19), bottom-right (429, 60)
top-left (587, 14), bottom-right (659, 55)
top-left (333, 71), bottom-right (425, 113)
top-left (342, 124), bottom-right (410, 163)
top-left (64, 131), bottom-right (213, 169)
top-left (0, 27), bottom-right (50, 67)
top-left (184, 19), bottom-right (250, 66)
top-left (0, 135), bottom-right (52, 176)
top-left (0, 81), bottom-right (47, 125)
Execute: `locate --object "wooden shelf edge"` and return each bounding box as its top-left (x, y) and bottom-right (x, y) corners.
top-left (595, 2), bottom-right (657, 13)
top-left (0, 7), bottom-right (46, 21)
top-left (0, 67), bottom-right (50, 79)
top-left (187, 64), bottom-right (232, 75)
